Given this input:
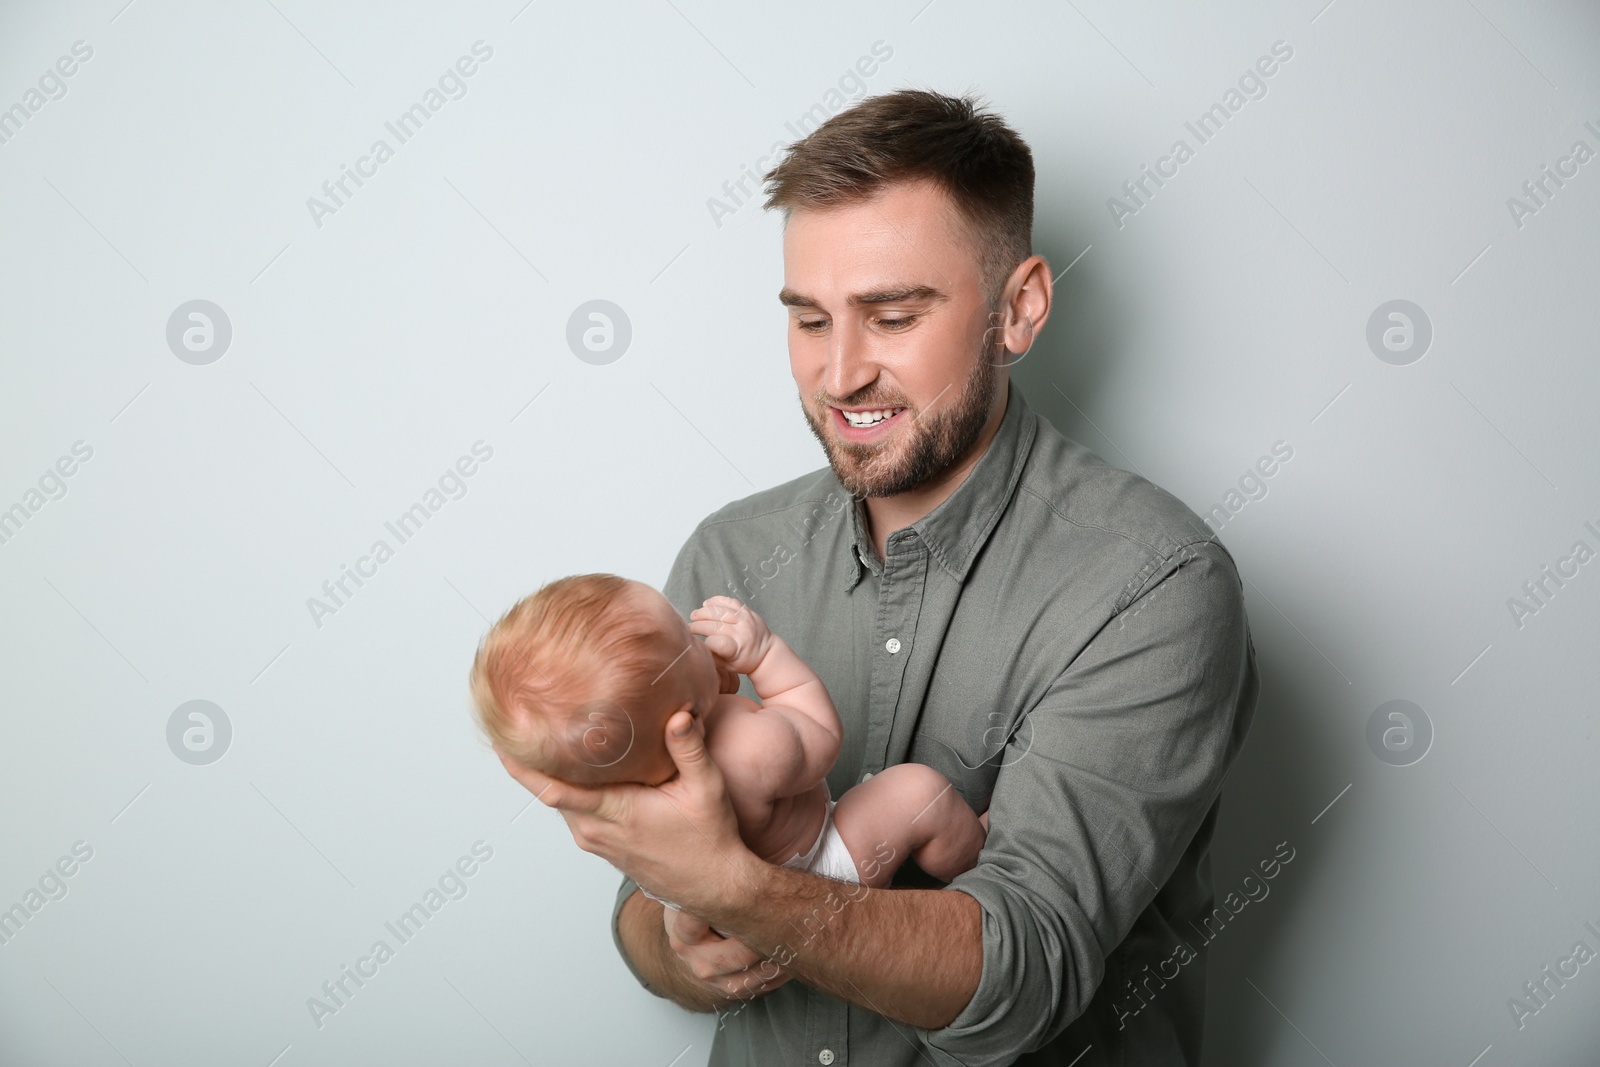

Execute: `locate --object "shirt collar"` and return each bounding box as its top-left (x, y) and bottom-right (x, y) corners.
top-left (841, 380), bottom-right (1037, 592)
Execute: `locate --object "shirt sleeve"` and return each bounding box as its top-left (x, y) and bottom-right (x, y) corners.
top-left (922, 539), bottom-right (1258, 1065)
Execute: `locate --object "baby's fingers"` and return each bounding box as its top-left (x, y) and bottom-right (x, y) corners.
top-left (701, 633), bottom-right (739, 660)
top-left (689, 617), bottom-right (734, 641)
top-left (695, 597), bottom-right (750, 624)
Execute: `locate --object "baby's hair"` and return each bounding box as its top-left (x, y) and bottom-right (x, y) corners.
top-left (468, 573), bottom-right (687, 784)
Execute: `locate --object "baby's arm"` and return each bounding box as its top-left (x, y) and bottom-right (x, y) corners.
top-left (690, 597), bottom-right (841, 799)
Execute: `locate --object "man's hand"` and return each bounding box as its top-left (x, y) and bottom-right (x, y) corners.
top-left (690, 596), bottom-right (773, 676)
top-left (663, 906), bottom-right (790, 1000)
top-left (494, 707), bottom-right (757, 921)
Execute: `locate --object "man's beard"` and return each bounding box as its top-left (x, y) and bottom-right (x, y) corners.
top-left (801, 336), bottom-right (999, 499)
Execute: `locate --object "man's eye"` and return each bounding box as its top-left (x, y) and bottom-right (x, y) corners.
top-left (796, 316), bottom-right (916, 332)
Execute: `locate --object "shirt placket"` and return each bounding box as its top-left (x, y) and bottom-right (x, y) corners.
top-left (859, 529), bottom-right (928, 781)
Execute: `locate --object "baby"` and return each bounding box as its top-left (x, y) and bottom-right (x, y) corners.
top-left (468, 572), bottom-right (987, 908)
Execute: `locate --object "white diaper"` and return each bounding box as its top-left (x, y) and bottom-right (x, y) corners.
top-left (781, 795), bottom-right (861, 885)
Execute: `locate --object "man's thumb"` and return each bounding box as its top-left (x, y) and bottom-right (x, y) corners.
top-left (666, 710), bottom-right (708, 765)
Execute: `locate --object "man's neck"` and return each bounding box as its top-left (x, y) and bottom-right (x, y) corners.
top-left (862, 379), bottom-right (1009, 563)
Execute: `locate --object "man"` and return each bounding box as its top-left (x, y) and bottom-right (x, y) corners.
top-left (500, 89), bottom-right (1258, 1066)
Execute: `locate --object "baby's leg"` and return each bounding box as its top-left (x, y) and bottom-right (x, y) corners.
top-left (831, 763), bottom-right (986, 887)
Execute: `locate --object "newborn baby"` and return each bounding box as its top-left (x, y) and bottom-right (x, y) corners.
top-left (469, 572), bottom-right (987, 906)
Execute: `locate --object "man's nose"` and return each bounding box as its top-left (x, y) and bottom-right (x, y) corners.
top-left (824, 320), bottom-right (876, 401)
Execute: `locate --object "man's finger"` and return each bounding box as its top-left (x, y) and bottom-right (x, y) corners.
top-left (663, 709), bottom-right (715, 780)
top-left (494, 749), bottom-right (609, 816)
top-left (495, 749), bottom-right (557, 802)
top-left (719, 961), bottom-right (787, 999)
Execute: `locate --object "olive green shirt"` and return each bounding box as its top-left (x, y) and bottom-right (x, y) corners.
top-left (610, 381), bottom-right (1259, 1066)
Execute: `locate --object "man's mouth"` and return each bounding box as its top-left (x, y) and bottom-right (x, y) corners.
top-left (832, 405), bottom-right (908, 436)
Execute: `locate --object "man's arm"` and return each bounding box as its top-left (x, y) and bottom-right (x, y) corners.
top-left (684, 540), bottom-right (1257, 1062)
top-left (602, 761), bottom-right (981, 1028)
top-left (611, 867), bottom-right (797, 1011)
top-left (613, 885), bottom-right (736, 1013)
top-left (704, 854), bottom-right (984, 1028)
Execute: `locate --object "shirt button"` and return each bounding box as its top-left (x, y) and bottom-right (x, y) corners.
top-left (885, 637), bottom-right (901, 654)
top-left (860, 771), bottom-right (874, 783)
top-left (819, 1051), bottom-right (836, 1065)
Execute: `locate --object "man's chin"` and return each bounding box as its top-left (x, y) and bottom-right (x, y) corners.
top-left (831, 458), bottom-right (909, 498)
top-left (805, 406), bottom-right (913, 496)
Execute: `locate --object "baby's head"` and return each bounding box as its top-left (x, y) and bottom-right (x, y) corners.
top-left (469, 573), bottom-right (720, 787)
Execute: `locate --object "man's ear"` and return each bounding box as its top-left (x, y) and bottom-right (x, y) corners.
top-left (992, 254), bottom-right (1053, 364)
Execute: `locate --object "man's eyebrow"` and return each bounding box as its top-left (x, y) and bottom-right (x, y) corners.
top-left (777, 284), bottom-right (947, 309)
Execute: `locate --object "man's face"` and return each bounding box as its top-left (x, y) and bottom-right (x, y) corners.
top-left (780, 178), bottom-right (1003, 499)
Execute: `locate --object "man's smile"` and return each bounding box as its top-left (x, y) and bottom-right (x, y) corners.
top-left (830, 404), bottom-right (909, 440)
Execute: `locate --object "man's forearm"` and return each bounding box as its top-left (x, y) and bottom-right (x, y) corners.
top-left (616, 888), bottom-right (738, 1014)
top-left (706, 859), bottom-right (983, 1030)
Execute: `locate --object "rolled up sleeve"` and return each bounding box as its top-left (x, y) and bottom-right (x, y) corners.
top-left (923, 541), bottom-right (1256, 1064)
top-left (609, 871), bottom-right (668, 998)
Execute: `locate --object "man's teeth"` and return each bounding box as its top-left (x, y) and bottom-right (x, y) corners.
top-left (842, 407), bottom-right (905, 427)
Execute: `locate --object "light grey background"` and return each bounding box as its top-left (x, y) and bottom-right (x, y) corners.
top-left (2, 1), bottom-right (1596, 1064)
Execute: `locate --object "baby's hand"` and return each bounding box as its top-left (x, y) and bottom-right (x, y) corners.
top-left (690, 596), bottom-right (773, 676)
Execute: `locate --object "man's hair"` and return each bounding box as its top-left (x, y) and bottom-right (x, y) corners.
top-left (467, 573), bottom-right (687, 785)
top-left (762, 88), bottom-right (1035, 311)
